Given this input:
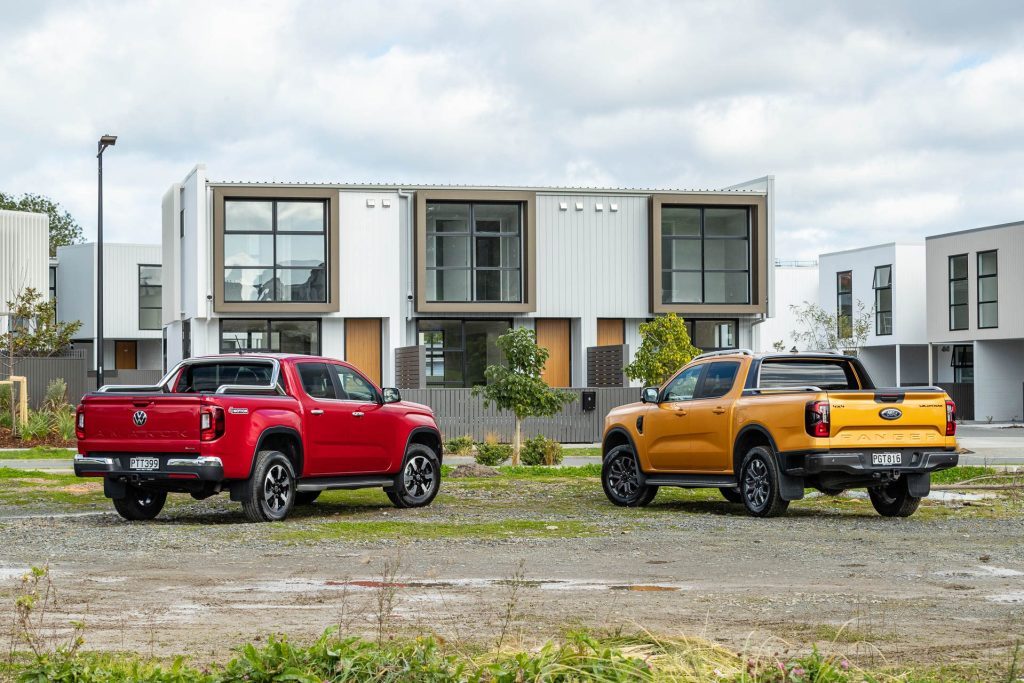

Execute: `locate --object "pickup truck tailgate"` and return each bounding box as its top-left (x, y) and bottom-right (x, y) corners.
top-left (828, 390), bottom-right (949, 449)
top-left (81, 394), bottom-right (201, 452)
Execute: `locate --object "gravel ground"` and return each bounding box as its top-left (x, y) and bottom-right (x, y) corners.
top-left (0, 476), bottom-right (1022, 671)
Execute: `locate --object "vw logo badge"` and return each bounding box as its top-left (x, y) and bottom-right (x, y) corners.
top-left (879, 407), bottom-right (902, 421)
top-left (133, 410), bottom-right (148, 426)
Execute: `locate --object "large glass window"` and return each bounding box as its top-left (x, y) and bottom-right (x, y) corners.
top-left (951, 344), bottom-right (973, 383)
top-left (417, 319), bottom-right (511, 387)
top-left (223, 199), bottom-right (327, 303)
top-left (48, 266), bottom-right (56, 301)
top-left (662, 364), bottom-right (703, 401)
top-left (426, 202), bottom-right (522, 303)
top-left (873, 265), bottom-right (892, 336)
top-left (977, 250), bottom-right (997, 329)
top-left (836, 271), bottom-right (852, 338)
top-left (220, 319), bottom-right (320, 354)
top-left (948, 254), bottom-right (968, 330)
top-left (684, 319), bottom-right (737, 351)
top-left (661, 206), bottom-right (750, 304)
top-left (759, 360), bottom-right (860, 390)
top-left (139, 264), bottom-right (161, 330)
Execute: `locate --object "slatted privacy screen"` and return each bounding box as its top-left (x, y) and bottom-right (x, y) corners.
top-left (400, 387), bottom-right (638, 443)
top-left (1, 351), bottom-right (89, 408)
top-left (394, 345), bottom-right (426, 389)
top-left (586, 344), bottom-right (629, 387)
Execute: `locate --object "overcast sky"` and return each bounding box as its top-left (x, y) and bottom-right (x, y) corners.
top-left (2, 0), bottom-right (1023, 260)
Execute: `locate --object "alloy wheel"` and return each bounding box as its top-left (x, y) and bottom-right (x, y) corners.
top-left (403, 455), bottom-right (436, 501)
top-left (263, 463), bottom-right (291, 512)
top-left (743, 457), bottom-right (770, 510)
top-left (607, 453), bottom-right (640, 500)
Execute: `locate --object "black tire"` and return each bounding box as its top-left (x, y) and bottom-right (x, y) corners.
top-left (241, 450), bottom-right (296, 523)
top-left (387, 443), bottom-right (441, 509)
top-left (868, 478), bottom-right (921, 517)
top-left (112, 485), bottom-right (167, 521)
top-left (719, 486), bottom-right (743, 504)
top-left (602, 446), bottom-right (658, 507)
top-left (294, 491), bottom-right (321, 506)
top-left (739, 446), bottom-right (790, 518)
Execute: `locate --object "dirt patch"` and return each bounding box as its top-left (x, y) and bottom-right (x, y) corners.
top-left (0, 428), bottom-right (75, 449)
top-left (448, 464), bottom-right (499, 478)
top-left (59, 484), bottom-right (99, 495)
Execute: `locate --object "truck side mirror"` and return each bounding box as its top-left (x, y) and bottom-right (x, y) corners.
top-left (641, 387), bottom-right (659, 404)
top-left (382, 387), bottom-right (402, 404)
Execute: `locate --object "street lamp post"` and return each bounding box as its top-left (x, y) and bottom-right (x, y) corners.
top-left (96, 134), bottom-right (116, 389)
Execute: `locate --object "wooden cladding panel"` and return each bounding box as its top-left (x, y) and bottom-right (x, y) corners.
top-left (596, 319), bottom-right (625, 346)
top-left (535, 318), bottom-right (571, 387)
top-left (345, 319), bottom-right (382, 385)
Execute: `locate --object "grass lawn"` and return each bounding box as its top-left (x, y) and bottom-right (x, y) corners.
top-left (0, 446), bottom-right (75, 460)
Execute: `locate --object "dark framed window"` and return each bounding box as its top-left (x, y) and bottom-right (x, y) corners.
top-left (661, 206), bottom-right (750, 304)
top-left (873, 265), bottom-right (892, 336)
top-left (977, 250), bottom-right (998, 329)
top-left (48, 265), bottom-right (57, 301)
top-left (426, 202), bottom-right (523, 303)
top-left (223, 199), bottom-right (327, 303)
top-left (951, 344), bottom-right (973, 383)
top-left (138, 264), bottom-right (162, 330)
top-left (219, 319), bottom-right (321, 354)
top-left (416, 319), bottom-right (511, 387)
top-left (695, 361), bottom-right (740, 399)
top-left (684, 319), bottom-right (738, 352)
top-left (949, 254), bottom-right (968, 330)
top-left (836, 271), bottom-right (852, 338)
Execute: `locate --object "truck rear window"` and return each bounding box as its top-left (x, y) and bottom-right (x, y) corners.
top-left (175, 363), bottom-right (275, 393)
top-left (758, 360), bottom-right (860, 391)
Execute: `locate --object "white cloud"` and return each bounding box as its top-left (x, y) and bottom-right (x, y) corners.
top-left (0, 0), bottom-right (1023, 261)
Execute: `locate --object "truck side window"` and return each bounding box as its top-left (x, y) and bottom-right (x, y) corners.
top-left (296, 363), bottom-right (337, 399)
top-left (696, 361), bottom-right (740, 399)
top-left (662, 365), bottom-right (703, 402)
top-left (331, 366), bottom-right (377, 402)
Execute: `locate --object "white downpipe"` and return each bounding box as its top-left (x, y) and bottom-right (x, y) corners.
top-left (398, 189), bottom-right (414, 325)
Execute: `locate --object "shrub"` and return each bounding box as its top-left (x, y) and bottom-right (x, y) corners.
top-left (444, 434), bottom-right (475, 455)
top-left (54, 409), bottom-right (76, 441)
top-left (475, 442), bottom-right (512, 466)
top-left (520, 435), bottom-right (564, 466)
top-left (21, 410), bottom-right (53, 441)
top-left (43, 378), bottom-right (68, 412)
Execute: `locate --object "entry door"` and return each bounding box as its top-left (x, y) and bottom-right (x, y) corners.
top-left (345, 319), bottom-right (382, 386)
top-left (115, 341), bottom-right (137, 369)
top-left (596, 319), bottom-right (625, 346)
top-left (535, 319), bottom-right (571, 387)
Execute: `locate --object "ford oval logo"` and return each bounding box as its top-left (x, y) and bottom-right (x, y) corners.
top-left (879, 408), bottom-right (902, 421)
top-left (132, 410), bottom-right (148, 426)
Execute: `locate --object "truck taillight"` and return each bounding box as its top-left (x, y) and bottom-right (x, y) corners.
top-left (946, 399), bottom-right (957, 436)
top-left (805, 400), bottom-right (830, 438)
top-left (200, 406), bottom-right (225, 442)
top-left (75, 409), bottom-right (85, 439)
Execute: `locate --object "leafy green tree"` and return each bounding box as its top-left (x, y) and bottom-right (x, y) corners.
top-left (1, 288), bottom-right (81, 357)
top-left (0, 192), bottom-right (84, 256)
top-left (789, 300), bottom-right (872, 355)
top-left (625, 313), bottom-right (702, 386)
top-left (472, 327), bottom-right (576, 465)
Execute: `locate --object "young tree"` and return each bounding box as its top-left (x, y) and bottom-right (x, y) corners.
top-left (625, 313), bottom-right (702, 387)
top-left (1, 288), bottom-right (81, 357)
top-left (472, 327), bottom-right (576, 466)
top-left (789, 300), bottom-right (872, 355)
top-left (0, 192), bottom-right (84, 256)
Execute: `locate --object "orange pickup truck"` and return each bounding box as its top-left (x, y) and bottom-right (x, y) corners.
top-left (601, 351), bottom-right (958, 517)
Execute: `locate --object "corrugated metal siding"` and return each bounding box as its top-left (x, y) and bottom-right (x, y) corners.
top-left (55, 244), bottom-right (94, 336)
top-left (0, 210), bottom-right (49, 319)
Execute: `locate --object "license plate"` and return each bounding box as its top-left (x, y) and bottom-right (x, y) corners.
top-left (872, 452), bottom-right (902, 466)
top-left (130, 457), bottom-right (160, 470)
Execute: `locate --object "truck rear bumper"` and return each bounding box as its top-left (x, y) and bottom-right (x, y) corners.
top-left (783, 449), bottom-right (958, 476)
top-left (74, 454), bottom-right (225, 484)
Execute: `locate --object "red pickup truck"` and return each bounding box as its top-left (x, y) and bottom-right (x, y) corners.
top-left (73, 354), bottom-right (443, 523)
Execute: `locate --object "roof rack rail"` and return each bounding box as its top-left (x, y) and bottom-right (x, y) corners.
top-left (693, 348), bottom-right (754, 360)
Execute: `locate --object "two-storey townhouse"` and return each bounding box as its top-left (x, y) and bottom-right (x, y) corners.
top-left (161, 166), bottom-right (775, 388)
top-left (0, 209), bottom-right (49, 335)
top-left (817, 243), bottom-right (929, 387)
top-left (56, 243), bottom-right (163, 383)
top-left (926, 220), bottom-right (1024, 422)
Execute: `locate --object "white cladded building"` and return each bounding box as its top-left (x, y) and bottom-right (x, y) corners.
top-left (161, 165), bottom-right (776, 387)
top-left (0, 209), bottom-right (49, 334)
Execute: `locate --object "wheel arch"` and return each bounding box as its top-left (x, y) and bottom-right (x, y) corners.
top-left (251, 427), bottom-right (304, 479)
top-left (732, 424), bottom-right (779, 475)
top-left (602, 427), bottom-right (639, 462)
top-left (405, 426), bottom-right (443, 465)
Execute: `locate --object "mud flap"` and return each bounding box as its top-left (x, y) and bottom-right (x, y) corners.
top-left (906, 473), bottom-right (931, 498)
top-left (103, 477), bottom-right (126, 500)
top-left (779, 471), bottom-right (805, 501)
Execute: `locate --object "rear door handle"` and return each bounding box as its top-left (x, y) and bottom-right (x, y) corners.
top-left (310, 409), bottom-right (324, 415)
top-left (675, 410), bottom-right (687, 417)
top-left (712, 407), bottom-right (726, 415)
top-left (353, 411), bottom-right (365, 418)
